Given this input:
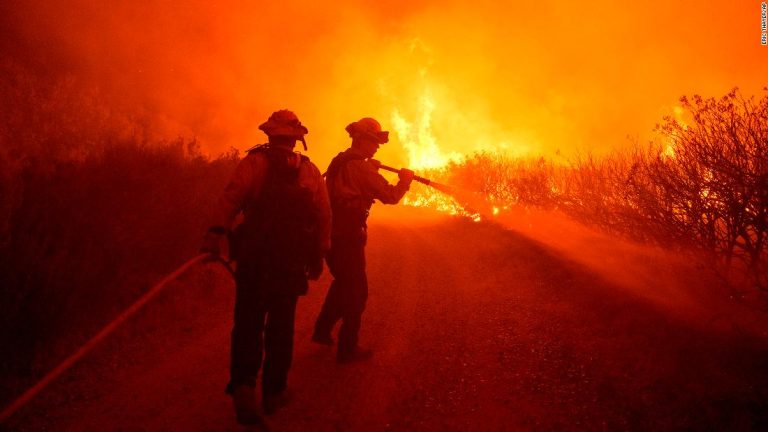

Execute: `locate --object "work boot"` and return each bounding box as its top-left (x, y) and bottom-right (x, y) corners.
top-left (262, 390), bottom-right (291, 415)
top-left (337, 348), bottom-right (374, 364)
top-left (232, 385), bottom-right (264, 426)
top-left (311, 331), bottom-right (334, 346)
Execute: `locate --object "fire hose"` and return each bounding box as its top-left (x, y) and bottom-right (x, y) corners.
top-left (371, 160), bottom-right (454, 195)
top-left (0, 253), bottom-right (231, 423)
top-left (371, 160), bottom-right (433, 185)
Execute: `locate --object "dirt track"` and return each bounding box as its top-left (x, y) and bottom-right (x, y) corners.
top-left (6, 208), bottom-right (768, 431)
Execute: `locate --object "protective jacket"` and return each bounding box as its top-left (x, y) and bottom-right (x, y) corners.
top-left (212, 145), bottom-right (330, 250)
top-left (326, 147), bottom-right (410, 235)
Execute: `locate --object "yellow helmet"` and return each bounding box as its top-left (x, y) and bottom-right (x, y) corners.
top-left (259, 110), bottom-right (308, 138)
top-left (345, 117), bottom-right (389, 144)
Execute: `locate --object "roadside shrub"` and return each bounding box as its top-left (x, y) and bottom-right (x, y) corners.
top-left (639, 89), bottom-right (768, 289)
top-left (0, 58), bottom-right (240, 401)
top-left (0, 138), bottom-right (238, 395)
top-left (409, 88), bottom-right (767, 292)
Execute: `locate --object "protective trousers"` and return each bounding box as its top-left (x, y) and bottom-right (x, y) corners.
top-left (226, 262), bottom-right (298, 397)
top-left (314, 233), bottom-right (368, 356)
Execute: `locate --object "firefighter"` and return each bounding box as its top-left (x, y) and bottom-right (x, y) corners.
top-left (201, 110), bottom-right (331, 425)
top-left (312, 117), bottom-right (414, 363)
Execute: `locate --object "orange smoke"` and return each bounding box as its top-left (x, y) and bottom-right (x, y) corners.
top-left (2, 0), bottom-right (765, 169)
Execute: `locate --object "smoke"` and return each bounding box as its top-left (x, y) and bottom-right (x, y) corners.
top-left (2, 0), bottom-right (765, 167)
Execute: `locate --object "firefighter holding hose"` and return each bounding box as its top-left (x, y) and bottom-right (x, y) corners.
top-left (312, 118), bottom-right (414, 363)
top-left (202, 110), bottom-right (331, 425)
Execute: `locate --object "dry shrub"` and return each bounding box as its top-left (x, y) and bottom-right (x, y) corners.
top-left (425, 153), bottom-right (558, 209)
top-left (0, 58), bottom-right (240, 400)
top-left (0, 139), bottom-right (238, 392)
top-left (639, 89), bottom-right (768, 290)
top-left (427, 88), bottom-right (767, 293)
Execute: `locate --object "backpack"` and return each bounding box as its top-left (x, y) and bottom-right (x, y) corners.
top-left (231, 145), bottom-right (320, 294)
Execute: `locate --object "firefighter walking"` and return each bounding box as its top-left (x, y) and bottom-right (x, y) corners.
top-left (202, 110), bottom-right (330, 425)
top-left (312, 118), bottom-right (414, 363)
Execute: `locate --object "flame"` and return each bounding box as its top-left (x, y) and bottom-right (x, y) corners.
top-left (402, 186), bottom-right (481, 221)
top-left (662, 105), bottom-right (689, 160)
top-left (663, 143), bottom-right (676, 159)
top-left (391, 92), bottom-right (463, 170)
top-left (390, 89), bottom-right (487, 222)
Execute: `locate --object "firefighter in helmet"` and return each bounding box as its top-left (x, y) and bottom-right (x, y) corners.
top-left (202, 110), bottom-right (331, 425)
top-left (312, 117), bottom-right (414, 363)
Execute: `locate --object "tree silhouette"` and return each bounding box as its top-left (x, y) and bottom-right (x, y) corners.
top-left (640, 88), bottom-right (767, 289)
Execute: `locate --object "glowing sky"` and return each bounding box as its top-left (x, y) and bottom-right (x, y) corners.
top-left (2, 0), bottom-right (766, 167)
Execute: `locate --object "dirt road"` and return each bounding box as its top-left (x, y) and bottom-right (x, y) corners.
top-left (6, 208), bottom-right (768, 431)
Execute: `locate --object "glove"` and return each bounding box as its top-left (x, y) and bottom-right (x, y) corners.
top-left (306, 256), bottom-right (324, 281)
top-left (398, 168), bottom-right (415, 184)
top-left (201, 226), bottom-right (226, 257)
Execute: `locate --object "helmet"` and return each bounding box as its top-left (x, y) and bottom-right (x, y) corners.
top-left (345, 117), bottom-right (389, 144)
top-left (259, 110), bottom-right (309, 138)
